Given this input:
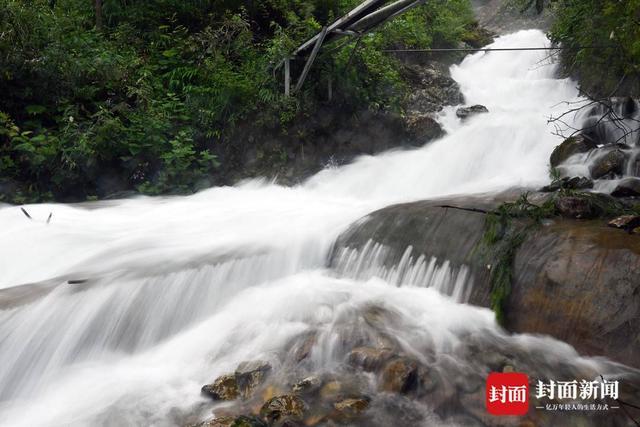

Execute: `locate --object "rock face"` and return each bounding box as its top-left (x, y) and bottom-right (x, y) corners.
top-left (549, 135), bottom-right (597, 167)
top-left (455, 104), bottom-right (489, 119)
top-left (330, 194), bottom-right (640, 369)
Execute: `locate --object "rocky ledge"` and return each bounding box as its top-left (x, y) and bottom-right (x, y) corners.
top-left (329, 191), bottom-right (640, 370)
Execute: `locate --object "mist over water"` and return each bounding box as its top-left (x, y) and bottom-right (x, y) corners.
top-left (0, 30), bottom-right (620, 427)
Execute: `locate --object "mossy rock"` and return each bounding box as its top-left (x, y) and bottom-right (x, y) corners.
top-left (550, 135), bottom-right (597, 167)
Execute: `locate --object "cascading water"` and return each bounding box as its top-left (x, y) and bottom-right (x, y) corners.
top-left (0, 30), bottom-right (635, 427)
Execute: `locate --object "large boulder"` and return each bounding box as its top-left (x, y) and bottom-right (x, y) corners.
top-left (404, 114), bottom-right (444, 142)
top-left (611, 177), bottom-right (640, 197)
top-left (549, 134), bottom-right (597, 167)
top-left (589, 147), bottom-right (629, 179)
top-left (235, 360), bottom-right (272, 399)
top-left (403, 64), bottom-right (464, 114)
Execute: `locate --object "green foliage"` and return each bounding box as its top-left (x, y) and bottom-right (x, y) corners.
top-left (0, 0), bottom-right (477, 202)
top-left (548, 0), bottom-right (640, 95)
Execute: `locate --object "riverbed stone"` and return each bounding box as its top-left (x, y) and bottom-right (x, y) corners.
top-left (608, 215), bottom-right (640, 231)
top-left (550, 134), bottom-right (597, 167)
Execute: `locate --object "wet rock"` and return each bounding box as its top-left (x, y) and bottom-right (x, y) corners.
top-left (188, 416), bottom-right (236, 427)
top-left (380, 358), bottom-right (420, 394)
top-left (291, 376), bottom-right (321, 394)
top-left (554, 196), bottom-right (602, 219)
top-left (202, 374), bottom-right (239, 401)
top-left (611, 177), bottom-right (640, 197)
top-left (333, 397), bottom-right (370, 418)
top-left (456, 105), bottom-right (489, 119)
top-left (550, 134), bottom-right (598, 167)
top-left (347, 347), bottom-right (395, 372)
top-left (259, 395), bottom-right (306, 423)
top-left (235, 360), bottom-right (272, 399)
top-left (404, 114), bottom-right (444, 141)
top-left (608, 215), bottom-right (640, 231)
top-left (231, 416), bottom-right (268, 427)
top-left (590, 148), bottom-right (628, 179)
top-left (319, 380), bottom-right (343, 401)
top-left (541, 176), bottom-right (593, 192)
top-left (290, 332), bottom-right (316, 363)
top-left (404, 65), bottom-right (464, 114)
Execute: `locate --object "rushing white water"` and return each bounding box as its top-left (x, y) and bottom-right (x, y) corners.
top-left (0, 30), bottom-right (622, 427)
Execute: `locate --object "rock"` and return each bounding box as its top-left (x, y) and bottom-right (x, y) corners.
top-left (541, 176), bottom-right (593, 192)
top-left (235, 360), bottom-right (272, 399)
top-left (259, 395), bottom-right (306, 423)
top-left (404, 64), bottom-right (464, 114)
top-left (189, 417), bottom-right (236, 427)
top-left (201, 374), bottom-right (239, 401)
top-left (290, 332), bottom-right (316, 362)
top-left (347, 347), bottom-right (395, 372)
top-left (330, 195), bottom-right (640, 368)
top-left (319, 380), bottom-right (343, 400)
top-left (380, 358), bottom-right (420, 394)
top-left (608, 215), bottom-right (640, 231)
top-left (292, 376), bottom-right (321, 394)
top-left (550, 134), bottom-right (597, 168)
top-left (404, 114), bottom-right (444, 141)
top-left (231, 416), bottom-right (268, 427)
top-left (554, 196), bottom-right (602, 219)
top-left (611, 177), bottom-right (640, 197)
top-left (589, 148), bottom-right (628, 179)
top-left (456, 105), bottom-right (489, 119)
top-left (333, 397), bottom-right (370, 418)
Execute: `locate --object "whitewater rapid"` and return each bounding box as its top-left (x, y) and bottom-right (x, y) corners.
top-left (0, 30), bottom-right (612, 427)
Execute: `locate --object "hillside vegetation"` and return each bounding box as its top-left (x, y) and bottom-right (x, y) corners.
top-left (0, 0), bottom-right (478, 202)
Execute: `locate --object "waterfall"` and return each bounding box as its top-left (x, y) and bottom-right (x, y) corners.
top-left (0, 30), bottom-right (630, 427)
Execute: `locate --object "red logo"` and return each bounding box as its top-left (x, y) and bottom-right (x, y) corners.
top-left (486, 372), bottom-right (530, 416)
